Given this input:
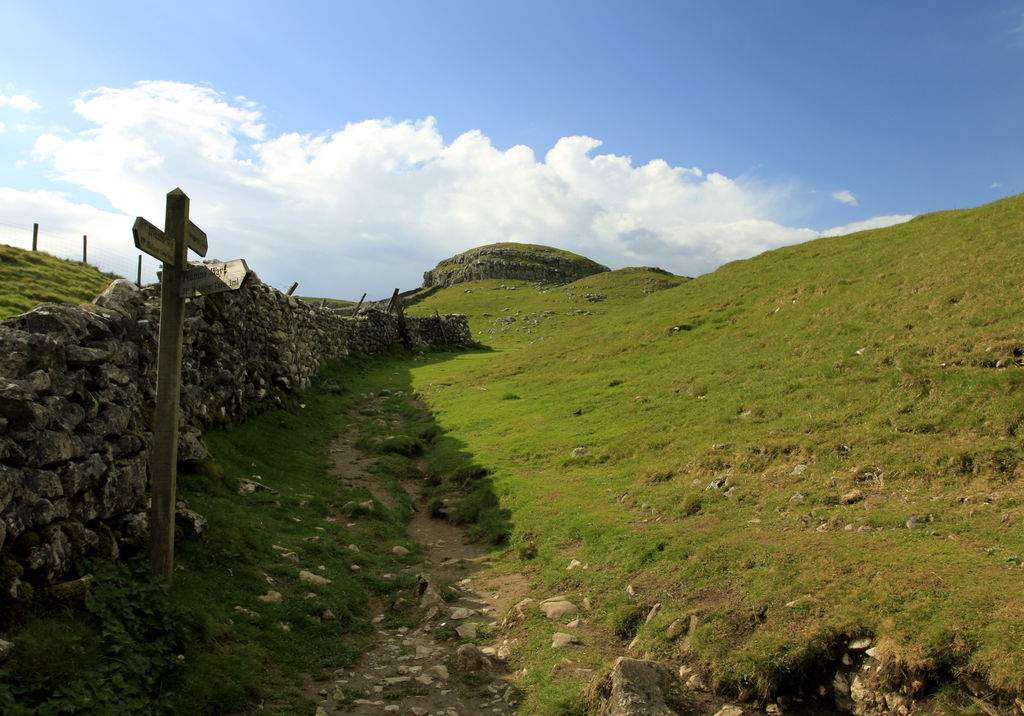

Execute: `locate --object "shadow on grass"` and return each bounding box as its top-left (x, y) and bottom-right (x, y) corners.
top-left (361, 346), bottom-right (512, 547)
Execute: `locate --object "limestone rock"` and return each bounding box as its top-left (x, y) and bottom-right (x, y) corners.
top-left (713, 707), bottom-right (745, 716)
top-left (422, 243), bottom-right (609, 289)
top-left (586, 657), bottom-right (678, 716)
top-left (449, 644), bottom-right (491, 680)
top-left (455, 622), bottom-right (479, 639)
top-left (299, 570), bottom-right (332, 586)
top-left (552, 632), bottom-right (580, 648)
top-left (540, 598), bottom-right (579, 621)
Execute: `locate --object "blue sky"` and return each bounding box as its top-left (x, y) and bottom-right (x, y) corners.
top-left (1, 1), bottom-right (1022, 298)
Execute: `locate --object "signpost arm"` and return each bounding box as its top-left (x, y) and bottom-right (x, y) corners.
top-left (150, 188), bottom-right (189, 580)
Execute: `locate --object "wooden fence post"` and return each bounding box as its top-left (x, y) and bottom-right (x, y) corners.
top-left (32, 223), bottom-right (38, 251)
top-left (434, 309), bottom-right (449, 347)
top-left (82, 235), bottom-right (87, 264)
top-left (286, 282), bottom-right (298, 296)
top-left (390, 288), bottom-right (411, 348)
top-left (137, 255), bottom-right (143, 286)
top-left (149, 189), bottom-right (189, 580)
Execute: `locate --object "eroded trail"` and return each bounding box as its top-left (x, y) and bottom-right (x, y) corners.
top-left (306, 403), bottom-right (529, 716)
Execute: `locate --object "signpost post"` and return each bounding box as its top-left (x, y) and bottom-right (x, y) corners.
top-left (133, 188), bottom-right (247, 581)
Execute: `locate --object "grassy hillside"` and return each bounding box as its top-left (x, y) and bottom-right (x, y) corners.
top-left (0, 244), bottom-right (118, 319)
top-left (405, 195), bottom-right (1024, 710)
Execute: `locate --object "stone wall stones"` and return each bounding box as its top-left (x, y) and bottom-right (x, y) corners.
top-left (0, 272), bottom-right (470, 597)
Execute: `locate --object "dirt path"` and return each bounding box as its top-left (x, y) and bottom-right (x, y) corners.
top-left (306, 408), bottom-right (530, 716)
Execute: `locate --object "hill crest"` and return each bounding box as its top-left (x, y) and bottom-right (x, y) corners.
top-left (422, 242), bottom-right (610, 288)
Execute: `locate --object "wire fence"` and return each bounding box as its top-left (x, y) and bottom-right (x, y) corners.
top-left (0, 219), bottom-right (295, 294)
top-left (0, 218), bottom-right (155, 285)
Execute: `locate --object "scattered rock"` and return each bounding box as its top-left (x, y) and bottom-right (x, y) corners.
top-left (539, 598), bottom-right (579, 621)
top-left (299, 570), bottom-right (332, 586)
top-left (713, 707), bottom-right (745, 716)
top-left (455, 622), bottom-right (479, 639)
top-left (391, 545), bottom-right (410, 556)
top-left (571, 447), bottom-right (589, 457)
top-left (665, 618), bottom-right (685, 641)
top-left (551, 632), bottom-right (580, 648)
top-left (841, 490), bottom-right (865, 505)
top-left (450, 644), bottom-right (491, 680)
top-left (257, 590), bottom-right (283, 604)
top-left (238, 477), bottom-right (279, 496)
top-left (175, 505), bottom-right (208, 536)
top-left (586, 657), bottom-right (678, 716)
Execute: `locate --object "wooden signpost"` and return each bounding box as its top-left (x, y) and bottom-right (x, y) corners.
top-left (133, 188), bottom-right (249, 580)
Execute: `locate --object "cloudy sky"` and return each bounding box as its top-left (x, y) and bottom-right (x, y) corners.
top-left (1, 2), bottom-right (1022, 299)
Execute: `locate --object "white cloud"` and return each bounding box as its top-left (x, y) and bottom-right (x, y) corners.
top-left (991, 182), bottom-right (1002, 189)
top-left (13, 81), bottom-right (909, 297)
top-left (820, 214), bottom-right (914, 237)
top-left (832, 189), bottom-right (858, 206)
top-left (0, 92), bottom-right (41, 112)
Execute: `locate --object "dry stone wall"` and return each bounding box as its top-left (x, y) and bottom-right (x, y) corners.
top-left (0, 272), bottom-right (470, 597)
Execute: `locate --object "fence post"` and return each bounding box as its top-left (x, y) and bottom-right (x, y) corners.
top-left (390, 288), bottom-right (411, 348)
top-left (32, 223), bottom-right (38, 251)
top-left (434, 308), bottom-right (449, 347)
top-left (286, 282), bottom-right (298, 296)
top-left (137, 255), bottom-right (143, 286)
top-left (82, 235), bottom-right (87, 264)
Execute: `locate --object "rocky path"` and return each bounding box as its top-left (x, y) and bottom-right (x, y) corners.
top-left (302, 399), bottom-right (851, 716)
top-left (305, 407), bottom-right (529, 716)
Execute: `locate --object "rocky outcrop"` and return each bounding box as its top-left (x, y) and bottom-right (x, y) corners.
top-left (0, 272), bottom-right (471, 597)
top-left (422, 243), bottom-right (609, 288)
top-left (587, 658), bottom-right (680, 716)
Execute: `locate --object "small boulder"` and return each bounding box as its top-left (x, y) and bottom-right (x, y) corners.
top-left (552, 632), bottom-right (580, 648)
top-left (540, 598), bottom-right (579, 621)
top-left (299, 570), bottom-right (332, 586)
top-left (449, 644), bottom-right (491, 680)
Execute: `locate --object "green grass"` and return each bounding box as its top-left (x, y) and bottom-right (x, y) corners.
top-left (0, 350), bottom-right (498, 713)
top-left (4, 194), bottom-right (1024, 711)
top-left (0, 243), bottom-right (118, 319)
top-left (402, 194), bottom-right (1024, 708)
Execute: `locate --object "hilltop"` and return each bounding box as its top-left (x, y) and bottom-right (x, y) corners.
top-left (421, 242), bottom-right (610, 288)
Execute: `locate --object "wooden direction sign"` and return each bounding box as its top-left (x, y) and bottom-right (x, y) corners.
top-left (179, 259), bottom-right (250, 298)
top-left (188, 222), bottom-right (208, 258)
top-left (133, 216), bottom-right (175, 264)
top-left (133, 216), bottom-right (208, 265)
